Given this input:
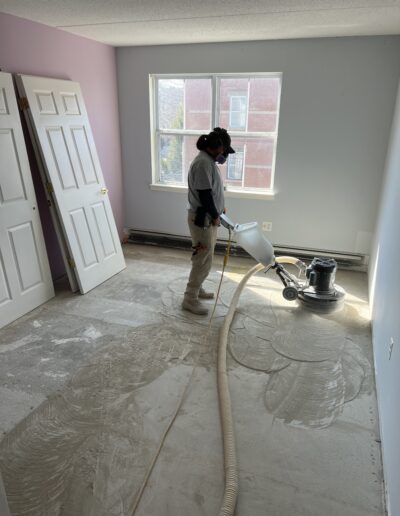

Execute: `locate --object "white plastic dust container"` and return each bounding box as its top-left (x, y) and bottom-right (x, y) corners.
top-left (234, 222), bottom-right (275, 267)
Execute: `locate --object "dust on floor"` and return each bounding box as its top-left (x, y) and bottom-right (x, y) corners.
top-left (0, 245), bottom-right (384, 516)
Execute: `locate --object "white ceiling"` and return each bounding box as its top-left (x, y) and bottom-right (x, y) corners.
top-left (1, 0), bottom-right (400, 46)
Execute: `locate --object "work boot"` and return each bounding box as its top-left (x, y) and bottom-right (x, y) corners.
top-left (181, 298), bottom-right (209, 315)
top-left (199, 288), bottom-right (215, 300)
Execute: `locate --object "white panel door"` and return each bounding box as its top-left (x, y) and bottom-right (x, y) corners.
top-left (0, 72), bottom-right (54, 329)
top-left (16, 75), bottom-right (126, 294)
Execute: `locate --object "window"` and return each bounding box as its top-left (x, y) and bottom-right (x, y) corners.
top-left (151, 74), bottom-right (282, 193)
top-left (229, 95), bottom-right (247, 130)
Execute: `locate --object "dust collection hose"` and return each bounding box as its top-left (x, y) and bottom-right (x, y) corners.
top-left (217, 254), bottom-right (301, 516)
top-left (217, 262), bottom-right (266, 516)
top-left (275, 255), bottom-right (304, 267)
top-left (130, 251), bottom-right (299, 516)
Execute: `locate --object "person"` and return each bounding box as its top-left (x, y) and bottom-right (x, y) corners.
top-left (182, 127), bottom-right (235, 315)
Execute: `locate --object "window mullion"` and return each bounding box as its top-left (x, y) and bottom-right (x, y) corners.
top-left (242, 145), bottom-right (246, 188)
top-left (156, 131), bottom-right (161, 183)
top-left (154, 77), bottom-right (160, 130)
top-left (158, 129), bottom-right (205, 136)
top-left (151, 77), bottom-right (159, 184)
top-left (226, 131), bottom-right (277, 139)
top-left (245, 79), bottom-right (250, 132)
top-left (213, 76), bottom-right (219, 129)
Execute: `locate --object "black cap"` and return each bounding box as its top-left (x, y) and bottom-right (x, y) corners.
top-left (213, 127), bottom-right (235, 154)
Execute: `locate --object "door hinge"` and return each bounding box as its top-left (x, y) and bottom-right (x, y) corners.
top-left (18, 97), bottom-right (29, 111)
top-left (47, 199), bottom-right (52, 207)
top-left (67, 257), bottom-right (76, 269)
top-left (46, 182), bottom-right (54, 194)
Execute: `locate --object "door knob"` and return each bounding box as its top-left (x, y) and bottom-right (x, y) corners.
top-left (101, 187), bottom-right (108, 195)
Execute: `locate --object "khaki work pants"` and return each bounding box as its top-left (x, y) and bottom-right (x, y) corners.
top-left (184, 211), bottom-right (218, 301)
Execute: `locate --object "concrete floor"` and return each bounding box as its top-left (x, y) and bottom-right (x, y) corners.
top-left (0, 245), bottom-right (385, 516)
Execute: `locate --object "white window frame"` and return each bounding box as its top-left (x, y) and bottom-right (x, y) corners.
top-left (149, 72), bottom-right (282, 198)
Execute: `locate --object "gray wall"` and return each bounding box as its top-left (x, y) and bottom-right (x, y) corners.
top-left (117, 36), bottom-right (400, 254)
top-left (369, 81), bottom-right (400, 516)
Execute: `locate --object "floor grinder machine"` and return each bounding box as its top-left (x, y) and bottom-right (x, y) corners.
top-left (220, 214), bottom-right (345, 313)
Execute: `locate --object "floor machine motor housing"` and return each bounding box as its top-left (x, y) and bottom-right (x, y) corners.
top-left (276, 257), bottom-right (345, 313)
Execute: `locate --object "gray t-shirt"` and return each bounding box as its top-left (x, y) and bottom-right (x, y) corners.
top-left (187, 151), bottom-right (225, 215)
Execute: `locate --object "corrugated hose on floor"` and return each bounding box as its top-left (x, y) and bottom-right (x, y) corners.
top-left (131, 235), bottom-right (296, 515)
top-left (216, 256), bottom-right (299, 515)
top-left (216, 261), bottom-right (267, 515)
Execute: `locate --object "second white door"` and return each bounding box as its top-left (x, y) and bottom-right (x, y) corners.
top-left (16, 75), bottom-right (126, 294)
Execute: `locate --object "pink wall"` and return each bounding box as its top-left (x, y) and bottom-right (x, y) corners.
top-left (0, 13), bottom-right (124, 278)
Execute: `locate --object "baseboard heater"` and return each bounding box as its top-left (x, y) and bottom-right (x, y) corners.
top-left (128, 229), bottom-right (368, 270)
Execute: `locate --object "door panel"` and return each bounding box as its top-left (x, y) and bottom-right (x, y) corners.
top-left (17, 74), bottom-right (125, 293)
top-left (46, 127), bottom-right (78, 189)
top-left (0, 129), bottom-right (27, 202)
top-left (36, 91), bottom-right (58, 115)
top-left (0, 87), bottom-right (10, 114)
top-left (8, 222), bottom-right (43, 291)
top-left (61, 92), bottom-right (81, 115)
top-left (71, 126), bottom-right (99, 185)
top-left (91, 202), bottom-right (117, 258)
top-left (70, 208), bottom-right (99, 268)
top-left (0, 253), bottom-right (11, 305)
top-left (0, 72), bottom-right (54, 329)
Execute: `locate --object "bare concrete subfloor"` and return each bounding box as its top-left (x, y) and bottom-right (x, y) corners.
top-left (0, 245), bottom-right (385, 516)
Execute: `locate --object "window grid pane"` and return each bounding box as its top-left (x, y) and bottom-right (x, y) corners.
top-left (228, 94), bottom-right (248, 130)
top-left (227, 150), bottom-right (244, 181)
top-left (159, 134), bottom-right (184, 184)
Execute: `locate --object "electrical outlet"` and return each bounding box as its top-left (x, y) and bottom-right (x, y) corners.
top-left (262, 221), bottom-right (272, 232)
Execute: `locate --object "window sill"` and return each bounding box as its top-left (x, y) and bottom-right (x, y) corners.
top-left (150, 183), bottom-right (187, 193)
top-left (225, 189), bottom-right (275, 200)
top-left (150, 183), bottom-right (275, 200)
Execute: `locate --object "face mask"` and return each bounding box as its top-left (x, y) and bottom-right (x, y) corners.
top-left (216, 153), bottom-right (227, 165)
